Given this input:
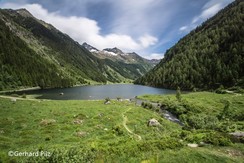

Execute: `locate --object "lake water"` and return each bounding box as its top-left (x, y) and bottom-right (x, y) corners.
top-left (14, 84), bottom-right (176, 100)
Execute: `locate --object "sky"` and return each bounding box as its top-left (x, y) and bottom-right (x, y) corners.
top-left (0, 0), bottom-right (234, 59)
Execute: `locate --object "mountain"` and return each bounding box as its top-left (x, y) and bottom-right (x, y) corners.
top-left (82, 43), bottom-right (159, 66)
top-left (0, 8), bottom-right (157, 90)
top-left (81, 43), bottom-right (160, 82)
top-left (82, 42), bottom-right (99, 53)
top-left (103, 47), bottom-right (124, 55)
top-left (135, 0), bottom-right (244, 90)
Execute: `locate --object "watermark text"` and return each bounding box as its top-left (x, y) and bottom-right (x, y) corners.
top-left (8, 151), bottom-right (51, 157)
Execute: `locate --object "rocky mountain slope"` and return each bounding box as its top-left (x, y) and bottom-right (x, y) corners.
top-left (82, 42), bottom-right (159, 66)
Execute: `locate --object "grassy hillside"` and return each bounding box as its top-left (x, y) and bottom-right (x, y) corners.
top-left (135, 0), bottom-right (244, 90)
top-left (0, 95), bottom-right (243, 162)
top-left (138, 91), bottom-right (244, 130)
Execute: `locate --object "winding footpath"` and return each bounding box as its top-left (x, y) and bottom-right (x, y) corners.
top-left (122, 108), bottom-right (142, 141)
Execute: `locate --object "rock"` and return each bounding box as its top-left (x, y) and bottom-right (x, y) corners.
top-left (11, 98), bottom-right (17, 103)
top-left (229, 132), bottom-right (244, 142)
top-left (147, 118), bottom-right (160, 126)
top-left (104, 128), bottom-right (108, 131)
top-left (76, 131), bottom-right (86, 137)
top-left (199, 142), bottom-right (206, 147)
top-left (229, 132), bottom-right (244, 137)
top-left (104, 101), bottom-right (111, 105)
top-left (40, 119), bottom-right (56, 125)
top-left (73, 119), bottom-right (83, 124)
top-left (187, 143), bottom-right (198, 148)
top-left (59, 92), bottom-right (64, 95)
top-left (99, 113), bottom-right (104, 117)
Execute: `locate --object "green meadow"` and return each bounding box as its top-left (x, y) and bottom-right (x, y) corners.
top-left (0, 92), bottom-right (243, 162)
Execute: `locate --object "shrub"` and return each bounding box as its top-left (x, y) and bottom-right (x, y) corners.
top-left (22, 93), bottom-right (26, 98)
top-left (204, 132), bottom-right (232, 146)
top-left (141, 102), bottom-right (145, 107)
top-left (105, 97), bottom-right (110, 102)
top-left (112, 125), bottom-right (124, 136)
top-left (176, 87), bottom-right (182, 102)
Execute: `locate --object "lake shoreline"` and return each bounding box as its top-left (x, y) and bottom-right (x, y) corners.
top-left (0, 86), bottom-right (41, 94)
top-left (2, 84), bottom-right (175, 100)
top-left (0, 82), bottom-right (135, 94)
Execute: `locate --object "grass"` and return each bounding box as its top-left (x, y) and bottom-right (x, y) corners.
top-left (138, 92), bottom-right (244, 117)
top-left (0, 94), bottom-right (243, 162)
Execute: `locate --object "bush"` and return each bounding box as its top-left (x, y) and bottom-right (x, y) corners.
top-left (204, 132), bottom-right (232, 146)
top-left (176, 87), bottom-right (182, 102)
top-left (22, 93), bottom-right (26, 98)
top-left (112, 125), bottom-right (124, 136)
top-left (185, 114), bottom-right (219, 130)
top-left (105, 97), bottom-right (110, 102)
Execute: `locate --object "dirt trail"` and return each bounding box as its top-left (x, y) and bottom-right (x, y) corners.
top-left (122, 108), bottom-right (142, 141)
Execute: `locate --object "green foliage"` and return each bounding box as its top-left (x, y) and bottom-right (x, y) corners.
top-left (141, 102), bottom-right (155, 111)
top-left (135, 0), bottom-right (244, 90)
top-left (219, 100), bottom-right (231, 120)
top-left (112, 125), bottom-right (124, 136)
top-left (176, 86), bottom-right (182, 102)
top-left (138, 91), bottom-right (244, 137)
top-left (0, 15), bottom-right (75, 90)
top-left (22, 93), bottom-right (26, 98)
top-left (204, 132), bottom-right (232, 146)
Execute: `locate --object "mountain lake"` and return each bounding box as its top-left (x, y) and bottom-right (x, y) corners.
top-left (10, 84), bottom-right (176, 100)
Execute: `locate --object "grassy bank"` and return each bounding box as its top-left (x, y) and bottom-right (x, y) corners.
top-left (0, 94), bottom-right (243, 162)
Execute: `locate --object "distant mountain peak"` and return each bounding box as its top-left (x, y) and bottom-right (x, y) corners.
top-left (103, 47), bottom-right (124, 55)
top-left (82, 42), bottom-right (99, 52)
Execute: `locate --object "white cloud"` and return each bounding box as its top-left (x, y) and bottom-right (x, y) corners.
top-left (139, 34), bottom-right (158, 48)
top-left (191, 3), bottom-right (221, 24)
top-left (1, 3), bottom-right (158, 51)
top-left (111, 0), bottom-right (177, 37)
top-left (179, 26), bottom-right (188, 31)
top-left (179, 0), bottom-right (234, 32)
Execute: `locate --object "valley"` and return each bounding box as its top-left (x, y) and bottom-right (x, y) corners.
top-left (0, 0), bottom-right (243, 162)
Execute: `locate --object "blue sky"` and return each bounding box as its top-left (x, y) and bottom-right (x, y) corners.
top-left (0, 0), bottom-right (234, 59)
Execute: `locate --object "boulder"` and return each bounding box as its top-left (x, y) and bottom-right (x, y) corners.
top-left (73, 119), bottom-right (83, 124)
top-left (11, 98), bottom-right (17, 103)
top-left (229, 132), bottom-right (244, 142)
top-left (40, 119), bottom-right (56, 125)
top-left (76, 131), bottom-right (86, 137)
top-left (187, 143), bottom-right (198, 148)
top-left (230, 132), bottom-right (244, 137)
top-left (104, 101), bottom-right (111, 105)
top-left (148, 118), bottom-right (160, 126)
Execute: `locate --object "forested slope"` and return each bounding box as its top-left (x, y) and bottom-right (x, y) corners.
top-left (0, 8), bottom-right (154, 90)
top-left (135, 0), bottom-right (244, 90)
